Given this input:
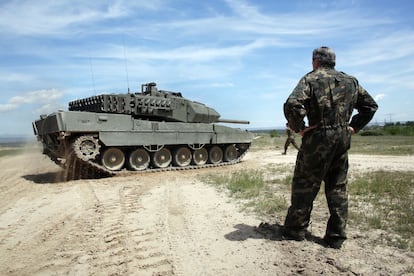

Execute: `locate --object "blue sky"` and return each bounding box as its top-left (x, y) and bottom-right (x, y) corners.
top-left (1, 0), bottom-right (413, 136)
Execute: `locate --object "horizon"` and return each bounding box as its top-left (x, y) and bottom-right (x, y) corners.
top-left (3, 120), bottom-right (411, 141)
top-left (1, 0), bottom-right (414, 136)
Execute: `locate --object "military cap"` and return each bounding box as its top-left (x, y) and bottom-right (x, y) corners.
top-left (312, 46), bottom-right (336, 67)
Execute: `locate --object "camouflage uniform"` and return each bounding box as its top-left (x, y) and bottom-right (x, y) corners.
top-left (283, 127), bottom-right (300, 154)
top-left (283, 47), bottom-right (378, 245)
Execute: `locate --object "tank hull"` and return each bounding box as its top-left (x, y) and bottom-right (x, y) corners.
top-left (34, 110), bottom-right (253, 146)
top-left (33, 111), bottom-right (253, 180)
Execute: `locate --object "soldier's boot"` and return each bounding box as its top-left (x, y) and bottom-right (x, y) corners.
top-left (281, 227), bottom-right (306, 241)
top-left (323, 236), bottom-right (345, 249)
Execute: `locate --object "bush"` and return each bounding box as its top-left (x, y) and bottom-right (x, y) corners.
top-left (269, 130), bottom-right (280, 138)
top-left (382, 123), bottom-right (414, 136)
top-left (359, 130), bottom-right (383, 136)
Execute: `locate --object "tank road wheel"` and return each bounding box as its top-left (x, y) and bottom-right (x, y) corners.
top-left (152, 148), bottom-right (172, 168)
top-left (73, 135), bottom-right (101, 161)
top-left (101, 147), bottom-right (125, 171)
top-left (192, 148), bottom-right (208, 166)
top-left (209, 146), bottom-right (223, 164)
top-left (128, 148), bottom-right (150, 171)
top-left (173, 147), bottom-right (192, 167)
top-left (224, 144), bottom-right (238, 162)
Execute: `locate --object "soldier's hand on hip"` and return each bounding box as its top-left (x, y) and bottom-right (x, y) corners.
top-left (299, 125), bottom-right (317, 137)
top-left (348, 126), bottom-right (355, 135)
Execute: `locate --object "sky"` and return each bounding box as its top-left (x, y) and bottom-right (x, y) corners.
top-left (1, 0), bottom-right (414, 136)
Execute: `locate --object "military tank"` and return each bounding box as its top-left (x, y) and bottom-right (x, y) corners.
top-left (33, 82), bottom-right (254, 180)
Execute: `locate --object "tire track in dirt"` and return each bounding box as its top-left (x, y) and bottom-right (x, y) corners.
top-left (90, 193), bottom-right (129, 275)
top-left (164, 181), bottom-right (207, 276)
top-left (80, 180), bottom-right (174, 275)
top-left (121, 184), bottom-right (174, 275)
top-left (2, 150), bottom-right (414, 275)
top-left (19, 183), bottom-right (101, 275)
top-left (0, 185), bottom-right (83, 275)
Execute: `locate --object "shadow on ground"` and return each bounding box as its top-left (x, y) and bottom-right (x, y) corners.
top-left (225, 222), bottom-right (326, 247)
top-left (22, 172), bottom-right (65, 184)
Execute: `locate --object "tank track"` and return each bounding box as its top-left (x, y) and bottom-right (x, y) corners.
top-left (62, 144), bottom-right (250, 181)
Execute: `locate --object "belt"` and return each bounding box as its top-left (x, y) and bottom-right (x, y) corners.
top-left (317, 123), bottom-right (348, 129)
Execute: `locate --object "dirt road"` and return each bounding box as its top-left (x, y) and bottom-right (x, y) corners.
top-left (1, 149), bottom-right (413, 275)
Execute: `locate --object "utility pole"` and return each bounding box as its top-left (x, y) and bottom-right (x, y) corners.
top-left (385, 113), bottom-right (394, 123)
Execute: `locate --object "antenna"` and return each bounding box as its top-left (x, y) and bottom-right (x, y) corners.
top-left (122, 37), bottom-right (130, 94)
top-left (89, 56), bottom-right (97, 95)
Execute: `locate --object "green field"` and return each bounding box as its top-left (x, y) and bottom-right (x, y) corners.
top-left (349, 135), bottom-right (414, 155)
top-left (0, 141), bottom-right (40, 158)
top-left (251, 132), bottom-right (414, 155)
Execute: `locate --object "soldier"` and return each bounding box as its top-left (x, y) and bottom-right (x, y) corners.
top-left (282, 46), bottom-right (378, 249)
top-left (282, 123), bottom-right (300, 154)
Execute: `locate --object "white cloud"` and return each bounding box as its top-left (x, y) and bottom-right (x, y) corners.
top-left (209, 82), bottom-right (235, 88)
top-left (0, 0), bottom-right (413, 134)
top-left (0, 89), bottom-right (63, 112)
top-left (0, 1), bottom-right (162, 36)
top-left (341, 31), bottom-right (414, 66)
top-left (103, 39), bottom-right (274, 62)
top-left (162, 0), bottom-right (392, 41)
top-left (374, 93), bottom-right (386, 102)
top-left (0, 104), bottom-right (17, 112)
top-left (34, 103), bottom-right (65, 115)
top-left (0, 72), bottom-right (35, 83)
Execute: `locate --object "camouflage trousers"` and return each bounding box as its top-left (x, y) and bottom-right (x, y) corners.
top-left (284, 137), bottom-right (300, 152)
top-left (284, 127), bottom-right (351, 239)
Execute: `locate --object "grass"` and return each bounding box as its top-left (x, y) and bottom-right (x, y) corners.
top-left (349, 170), bottom-right (414, 250)
top-left (0, 143), bottom-right (40, 158)
top-left (349, 135), bottom-right (414, 155)
top-left (202, 170), bottom-right (289, 219)
top-left (202, 170), bottom-right (263, 198)
top-left (201, 132), bottom-right (414, 251)
top-left (0, 148), bottom-right (24, 158)
top-left (251, 131), bottom-right (414, 155)
top-left (250, 134), bottom-right (283, 151)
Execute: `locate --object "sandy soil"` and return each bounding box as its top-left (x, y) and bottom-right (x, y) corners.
top-left (0, 148), bottom-right (413, 275)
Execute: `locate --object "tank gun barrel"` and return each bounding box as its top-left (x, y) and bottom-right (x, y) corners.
top-left (217, 119), bottom-right (250, 124)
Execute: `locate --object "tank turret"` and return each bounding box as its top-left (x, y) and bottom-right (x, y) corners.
top-left (33, 82), bottom-right (254, 180)
top-left (69, 82), bottom-right (228, 124)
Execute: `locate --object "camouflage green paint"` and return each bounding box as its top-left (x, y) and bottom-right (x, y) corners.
top-left (283, 66), bottom-right (378, 239)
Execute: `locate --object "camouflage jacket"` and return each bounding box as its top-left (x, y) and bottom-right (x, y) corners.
top-left (284, 66), bottom-right (378, 133)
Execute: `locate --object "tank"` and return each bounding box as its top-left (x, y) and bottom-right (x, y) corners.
top-left (33, 82), bottom-right (254, 180)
